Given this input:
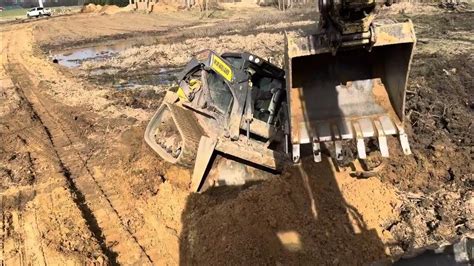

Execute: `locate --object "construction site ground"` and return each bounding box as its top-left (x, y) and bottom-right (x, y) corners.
top-left (0, 3), bottom-right (472, 265)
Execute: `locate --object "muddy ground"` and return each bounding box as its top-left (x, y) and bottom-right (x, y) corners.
top-left (0, 3), bottom-right (472, 265)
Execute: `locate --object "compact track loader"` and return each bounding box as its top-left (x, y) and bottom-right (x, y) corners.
top-left (145, 51), bottom-right (289, 191)
top-left (145, 0), bottom-right (416, 191)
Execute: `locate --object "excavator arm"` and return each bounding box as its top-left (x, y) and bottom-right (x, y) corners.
top-left (318, 0), bottom-right (395, 50)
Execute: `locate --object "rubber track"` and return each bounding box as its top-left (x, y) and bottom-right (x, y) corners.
top-left (168, 103), bottom-right (205, 167)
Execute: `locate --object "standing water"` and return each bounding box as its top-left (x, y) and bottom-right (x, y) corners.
top-left (53, 44), bottom-right (180, 89)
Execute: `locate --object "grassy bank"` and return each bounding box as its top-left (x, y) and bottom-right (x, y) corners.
top-left (0, 8), bottom-right (29, 19)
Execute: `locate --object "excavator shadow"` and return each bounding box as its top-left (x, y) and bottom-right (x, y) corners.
top-left (178, 153), bottom-right (389, 264)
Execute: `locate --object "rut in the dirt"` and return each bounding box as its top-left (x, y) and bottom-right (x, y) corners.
top-left (6, 65), bottom-right (118, 264)
top-left (5, 60), bottom-right (153, 265)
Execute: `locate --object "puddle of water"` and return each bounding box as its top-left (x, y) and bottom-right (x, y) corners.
top-left (52, 37), bottom-right (160, 68)
top-left (52, 40), bottom-right (183, 90)
top-left (54, 47), bottom-right (118, 68)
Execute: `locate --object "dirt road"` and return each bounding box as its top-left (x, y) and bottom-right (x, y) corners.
top-left (1, 21), bottom-right (188, 264)
top-left (1, 4), bottom-right (472, 265)
top-left (1, 25), bottom-right (107, 264)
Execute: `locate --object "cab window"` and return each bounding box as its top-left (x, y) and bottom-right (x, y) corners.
top-left (207, 72), bottom-right (233, 115)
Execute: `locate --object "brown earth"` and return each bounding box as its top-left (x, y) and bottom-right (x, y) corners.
top-left (0, 3), bottom-right (472, 265)
top-left (0, 35), bottom-right (107, 264)
top-left (377, 11), bottom-right (473, 255)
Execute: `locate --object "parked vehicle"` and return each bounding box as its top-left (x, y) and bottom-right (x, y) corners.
top-left (26, 7), bottom-right (51, 18)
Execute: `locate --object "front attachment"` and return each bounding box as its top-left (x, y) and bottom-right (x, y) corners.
top-left (286, 20), bottom-right (416, 162)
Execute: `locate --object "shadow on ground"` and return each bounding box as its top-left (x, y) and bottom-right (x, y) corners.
top-left (178, 156), bottom-right (388, 264)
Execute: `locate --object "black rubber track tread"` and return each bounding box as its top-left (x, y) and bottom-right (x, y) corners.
top-left (167, 104), bottom-right (206, 167)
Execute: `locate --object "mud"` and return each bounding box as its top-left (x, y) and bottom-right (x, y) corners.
top-left (1, 3), bottom-right (472, 265)
top-left (0, 68), bottom-right (107, 264)
top-left (378, 19), bottom-right (474, 254)
top-left (178, 155), bottom-right (411, 264)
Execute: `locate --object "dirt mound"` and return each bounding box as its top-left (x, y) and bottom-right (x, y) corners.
top-left (381, 52), bottom-right (473, 193)
top-left (81, 3), bottom-right (103, 13)
top-left (151, 3), bottom-right (180, 12)
top-left (179, 158), bottom-right (401, 265)
top-left (99, 5), bottom-right (123, 14)
top-left (81, 4), bottom-right (127, 15)
top-left (221, 0), bottom-right (259, 9)
top-left (121, 4), bottom-right (136, 11)
top-left (438, 1), bottom-right (473, 11)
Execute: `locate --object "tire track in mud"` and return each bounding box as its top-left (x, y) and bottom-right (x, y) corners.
top-left (19, 152), bottom-right (47, 266)
top-left (5, 69), bottom-right (118, 263)
top-left (9, 83), bottom-right (117, 264)
top-left (31, 198), bottom-right (47, 265)
top-left (17, 202), bottom-right (27, 266)
top-left (0, 134), bottom-right (48, 265)
top-left (5, 60), bottom-right (153, 265)
top-left (0, 196), bottom-right (4, 265)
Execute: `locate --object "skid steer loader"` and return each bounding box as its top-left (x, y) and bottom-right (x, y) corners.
top-left (145, 51), bottom-right (289, 191)
top-left (145, 0), bottom-right (416, 192)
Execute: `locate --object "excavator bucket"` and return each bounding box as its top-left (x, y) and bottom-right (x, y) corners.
top-left (286, 20), bottom-right (416, 162)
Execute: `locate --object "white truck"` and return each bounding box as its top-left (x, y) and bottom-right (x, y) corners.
top-left (26, 7), bottom-right (51, 18)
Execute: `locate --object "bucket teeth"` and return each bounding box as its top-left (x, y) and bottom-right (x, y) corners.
top-left (312, 139), bottom-right (322, 162)
top-left (378, 136), bottom-right (389, 157)
top-left (297, 116), bottom-right (412, 162)
top-left (353, 121), bottom-right (367, 159)
top-left (331, 124), bottom-right (343, 161)
top-left (399, 133), bottom-right (412, 155)
top-left (292, 144), bottom-right (301, 163)
top-left (356, 138), bottom-right (367, 159)
top-left (374, 120), bottom-right (389, 157)
top-left (334, 140), bottom-right (343, 161)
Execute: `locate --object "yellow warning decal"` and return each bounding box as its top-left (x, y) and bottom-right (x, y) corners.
top-left (211, 55), bottom-right (233, 82)
top-left (177, 79), bottom-right (202, 101)
top-left (177, 87), bottom-right (188, 101)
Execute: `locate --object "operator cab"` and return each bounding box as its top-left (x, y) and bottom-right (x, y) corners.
top-left (177, 51), bottom-right (286, 130)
